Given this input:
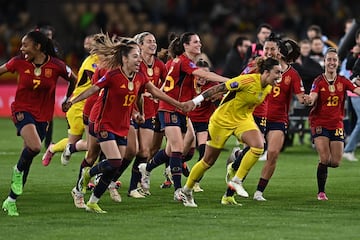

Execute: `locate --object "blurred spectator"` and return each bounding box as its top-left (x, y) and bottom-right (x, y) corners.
top-left (293, 39), bottom-right (323, 93)
top-left (339, 19), bottom-right (355, 78)
top-left (343, 32), bottom-right (360, 161)
top-left (306, 24), bottom-right (337, 54)
top-left (245, 23), bottom-right (272, 63)
top-left (345, 29), bottom-right (360, 73)
top-left (222, 35), bottom-right (251, 77)
top-left (309, 36), bottom-right (325, 68)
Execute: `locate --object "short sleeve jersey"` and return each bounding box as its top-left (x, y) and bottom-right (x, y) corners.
top-left (93, 68), bottom-right (149, 136)
top-left (83, 67), bottom-right (107, 120)
top-left (267, 66), bottom-right (304, 123)
top-left (241, 59), bottom-right (268, 117)
top-left (211, 73), bottom-right (272, 128)
top-left (188, 81), bottom-right (218, 123)
top-left (140, 57), bottom-right (167, 119)
top-left (6, 55), bottom-right (72, 122)
top-left (309, 74), bottom-right (356, 130)
top-left (159, 54), bottom-right (198, 113)
top-left (72, 54), bottom-right (98, 100)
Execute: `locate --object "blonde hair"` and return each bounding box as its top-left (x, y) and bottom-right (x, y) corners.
top-left (90, 33), bottom-right (139, 69)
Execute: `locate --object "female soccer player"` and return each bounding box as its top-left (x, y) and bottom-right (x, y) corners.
top-left (42, 34), bottom-right (97, 166)
top-left (180, 57), bottom-right (282, 207)
top-left (63, 36), bottom-right (189, 213)
top-left (304, 48), bottom-right (360, 200)
top-left (137, 32), bottom-right (228, 201)
top-left (252, 39), bottom-right (304, 201)
top-left (1, 30), bottom-right (76, 216)
top-left (113, 32), bottom-right (169, 198)
top-left (188, 58), bottom-right (220, 192)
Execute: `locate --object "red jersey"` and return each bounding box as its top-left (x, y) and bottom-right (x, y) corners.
top-left (83, 68), bottom-right (107, 120)
top-left (188, 81), bottom-right (218, 122)
top-left (94, 68), bottom-right (148, 136)
top-left (309, 74), bottom-right (356, 130)
top-left (267, 66), bottom-right (304, 123)
top-left (241, 59), bottom-right (268, 117)
top-left (140, 57), bottom-right (167, 119)
top-left (159, 54), bottom-right (198, 113)
top-left (6, 55), bottom-right (72, 122)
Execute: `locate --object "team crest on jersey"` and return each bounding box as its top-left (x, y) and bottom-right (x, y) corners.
top-left (98, 76), bottom-right (106, 83)
top-left (171, 114), bottom-right (178, 123)
top-left (284, 76), bottom-right (291, 85)
top-left (120, 84), bottom-right (126, 88)
top-left (154, 66), bottom-right (160, 76)
top-left (45, 69), bottom-right (52, 78)
top-left (316, 126), bottom-right (322, 134)
top-left (16, 112), bottom-right (24, 121)
top-left (230, 82), bottom-right (239, 89)
top-left (336, 82), bottom-right (343, 92)
top-left (189, 62), bottom-right (196, 68)
top-left (99, 131), bottom-right (108, 138)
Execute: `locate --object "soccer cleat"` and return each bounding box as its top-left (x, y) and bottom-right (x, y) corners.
top-left (160, 180), bottom-right (172, 189)
top-left (78, 167), bottom-right (91, 194)
top-left (128, 188), bottom-right (146, 198)
top-left (85, 202), bottom-right (107, 213)
top-left (108, 187), bottom-right (122, 202)
top-left (253, 190), bottom-right (267, 201)
top-left (173, 188), bottom-right (182, 202)
top-left (221, 195), bottom-right (242, 206)
top-left (193, 182), bottom-right (204, 192)
top-left (115, 180), bottom-right (122, 189)
top-left (225, 163), bottom-right (236, 183)
top-left (164, 166), bottom-right (173, 183)
top-left (11, 166), bottom-right (23, 195)
top-left (138, 163), bottom-right (151, 190)
top-left (228, 180), bottom-right (249, 198)
top-left (71, 187), bottom-right (86, 208)
top-left (42, 143), bottom-right (55, 166)
top-left (182, 162), bottom-right (190, 177)
top-left (61, 143), bottom-right (72, 166)
top-left (2, 199), bottom-right (19, 216)
top-left (342, 152), bottom-right (358, 162)
top-left (179, 188), bottom-right (197, 207)
top-left (317, 192), bottom-right (328, 201)
top-left (229, 146), bottom-right (241, 163)
top-left (138, 188), bottom-right (151, 196)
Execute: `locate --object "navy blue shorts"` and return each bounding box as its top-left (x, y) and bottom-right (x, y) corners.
top-left (192, 121), bottom-right (208, 133)
top-left (266, 121), bottom-right (288, 135)
top-left (311, 126), bottom-right (345, 142)
top-left (88, 121), bottom-right (97, 138)
top-left (153, 114), bottom-right (163, 133)
top-left (132, 117), bottom-right (155, 130)
top-left (83, 114), bottom-right (89, 126)
top-left (96, 130), bottom-right (128, 146)
top-left (253, 115), bottom-right (267, 134)
top-left (12, 111), bottom-right (48, 140)
top-left (158, 111), bottom-right (187, 133)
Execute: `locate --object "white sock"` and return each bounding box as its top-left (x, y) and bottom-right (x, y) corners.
top-left (7, 196), bottom-right (16, 202)
top-left (88, 193), bottom-right (99, 204)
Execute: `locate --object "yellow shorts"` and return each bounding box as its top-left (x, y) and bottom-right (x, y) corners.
top-left (66, 101), bottom-right (85, 136)
top-left (207, 117), bottom-right (259, 149)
